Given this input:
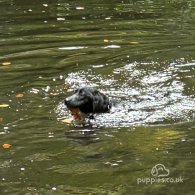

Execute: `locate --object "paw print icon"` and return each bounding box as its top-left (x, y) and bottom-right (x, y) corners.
top-left (151, 164), bottom-right (170, 177)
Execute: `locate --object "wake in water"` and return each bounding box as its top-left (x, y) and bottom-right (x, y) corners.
top-left (56, 60), bottom-right (195, 127)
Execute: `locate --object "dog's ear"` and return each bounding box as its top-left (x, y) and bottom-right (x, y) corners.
top-left (92, 90), bottom-right (99, 113)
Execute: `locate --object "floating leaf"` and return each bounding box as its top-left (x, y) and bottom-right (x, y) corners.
top-left (16, 93), bottom-right (24, 98)
top-left (43, 4), bottom-right (48, 7)
top-left (129, 42), bottom-right (139, 44)
top-left (1, 62), bottom-right (11, 66)
top-left (2, 143), bottom-right (11, 149)
top-left (0, 117), bottom-right (3, 123)
top-left (0, 104), bottom-right (9, 108)
top-left (62, 118), bottom-right (73, 124)
top-left (76, 6), bottom-right (85, 10)
top-left (104, 39), bottom-right (109, 43)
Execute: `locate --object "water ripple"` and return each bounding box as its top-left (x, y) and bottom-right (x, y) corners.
top-left (56, 60), bottom-right (195, 127)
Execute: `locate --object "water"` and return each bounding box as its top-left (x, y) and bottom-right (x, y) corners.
top-left (0, 0), bottom-right (195, 194)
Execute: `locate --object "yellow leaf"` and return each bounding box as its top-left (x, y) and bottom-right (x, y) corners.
top-left (62, 118), bottom-right (73, 124)
top-left (0, 104), bottom-right (9, 108)
top-left (104, 39), bottom-right (109, 43)
top-left (1, 62), bottom-right (11, 66)
top-left (0, 117), bottom-right (3, 123)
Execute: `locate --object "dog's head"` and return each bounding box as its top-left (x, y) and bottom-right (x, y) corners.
top-left (64, 87), bottom-right (111, 115)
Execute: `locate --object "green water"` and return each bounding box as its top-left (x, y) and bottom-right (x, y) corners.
top-left (0, 0), bottom-right (195, 194)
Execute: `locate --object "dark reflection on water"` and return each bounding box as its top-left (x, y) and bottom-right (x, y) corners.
top-left (0, 0), bottom-right (195, 194)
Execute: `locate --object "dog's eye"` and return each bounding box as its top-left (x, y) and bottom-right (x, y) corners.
top-left (79, 89), bottom-right (84, 96)
top-left (74, 89), bottom-right (78, 93)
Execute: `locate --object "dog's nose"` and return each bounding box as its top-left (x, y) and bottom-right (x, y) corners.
top-left (64, 98), bottom-right (69, 105)
top-left (64, 97), bottom-right (71, 106)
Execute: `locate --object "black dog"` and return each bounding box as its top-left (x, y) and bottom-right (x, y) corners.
top-left (64, 87), bottom-right (111, 116)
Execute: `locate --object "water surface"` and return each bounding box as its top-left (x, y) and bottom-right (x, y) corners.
top-left (0, 0), bottom-right (195, 194)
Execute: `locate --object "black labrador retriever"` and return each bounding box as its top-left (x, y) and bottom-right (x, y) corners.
top-left (64, 87), bottom-right (111, 120)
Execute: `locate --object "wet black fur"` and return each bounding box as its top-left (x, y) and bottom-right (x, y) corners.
top-left (64, 87), bottom-right (111, 114)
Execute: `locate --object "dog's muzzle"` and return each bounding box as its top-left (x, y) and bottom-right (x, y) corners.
top-left (64, 98), bottom-right (84, 121)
